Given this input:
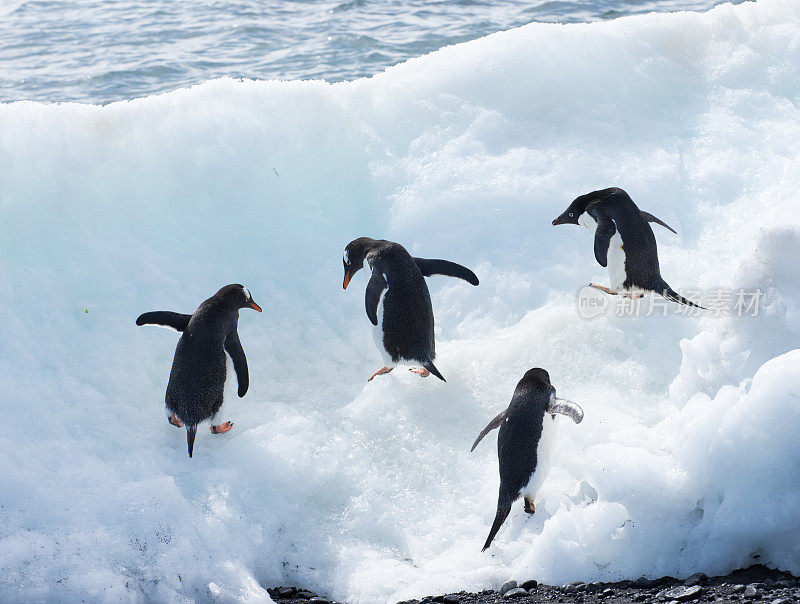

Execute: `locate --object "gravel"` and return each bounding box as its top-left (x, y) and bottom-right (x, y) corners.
top-left (269, 564), bottom-right (799, 604)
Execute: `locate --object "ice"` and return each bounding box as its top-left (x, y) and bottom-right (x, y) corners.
top-left (1, 0), bottom-right (800, 601)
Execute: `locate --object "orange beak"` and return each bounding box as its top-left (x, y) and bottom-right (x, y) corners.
top-left (343, 271), bottom-right (352, 289)
top-left (249, 301), bottom-right (262, 312)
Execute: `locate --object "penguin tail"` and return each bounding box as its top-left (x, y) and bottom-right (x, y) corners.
top-left (482, 494), bottom-right (513, 552)
top-left (656, 279), bottom-right (706, 310)
top-left (186, 425), bottom-right (198, 458)
top-left (423, 360), bottom-right (446, 382)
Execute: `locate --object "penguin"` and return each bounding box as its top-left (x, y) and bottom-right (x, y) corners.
top-left (472, 368), bottom-right (583, 551)
top-left (342, 237), bottom-right (479, 382)
top-left (552, 187), bottom-right (704, 308)
top-left (136, 284), bottom-right (262, 458)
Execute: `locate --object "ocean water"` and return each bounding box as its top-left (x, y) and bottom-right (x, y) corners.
top-left (2, 1), bottom-right (800, 603)
top-left (1, 0), bottom-right (733, 104)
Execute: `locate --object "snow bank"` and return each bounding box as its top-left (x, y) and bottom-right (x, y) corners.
top-left (2, 1), bottom-right (800, 601)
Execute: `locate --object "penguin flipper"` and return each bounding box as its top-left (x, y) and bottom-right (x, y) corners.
top-left (593, 216), bottom-right (617, 268)
top-left (224, 330), bottom-right (249, 397)
top-left (641, 211), bottom-right (677, 234)
top-left (547, 394), bottom-right (584, 424)
top-left (482, 493), bottom-right (513, 551)
top-left (414, 258), bottom-right (479, 286)
top-left (471, 411), bottom-right (505, 452)
top-left (365, 269), bottom-right (388, 326)
top-left (136, 311), bottom-right (191, 332)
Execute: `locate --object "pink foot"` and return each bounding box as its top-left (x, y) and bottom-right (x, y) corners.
top-left (368, 366), bottom-right (393, 381)
top-left (409, 367), bottom-right (430, 378)
top-left (589, 283), bottom-right (618, 295)
top-left (168, 413), bottom-right (184, 428)
top-left (210, 421), bottom-right (233, 434)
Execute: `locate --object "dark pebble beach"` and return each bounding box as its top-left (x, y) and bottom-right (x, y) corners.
top-left (269, 565), bottom-right (800, 604)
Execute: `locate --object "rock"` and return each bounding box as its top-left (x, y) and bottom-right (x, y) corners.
top-left (503, 588), bottom-right (529, 598)
top-left (633, 576), bottom-right (656, 588)
top-left (499, 580), bottom-right (518, 595)
top-left (771, 599), bottom-right (789, 604)
top-left (308, 599), bottom-right (330, 604)
top-left (731, 585), bottom-right (746, 594)
top-left (576, 583), bottom-right (587, 592)
top-left (685, 573), bottom-right (708, 586)
top-left (744, 585), bottom-right (760, 599)
top-left (660, 585), bottom-right (703, 602)
top-left (520, 580), bottom-right (538, 590)
top-left (296, 592), bottom-right (317, 599)
top-left (633, 595), bottom-right (648, 602)
top-left (562, 584), bottom-right (576, 594)
top-left (275, 587), bottom-right (296, 598)
top-left (602, 588), bottom-right (615, 596)
top-left (442, 596), bottom-right (460, 604)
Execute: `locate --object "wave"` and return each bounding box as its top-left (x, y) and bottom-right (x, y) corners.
top-left (1, 1), bottom-right (799, 601)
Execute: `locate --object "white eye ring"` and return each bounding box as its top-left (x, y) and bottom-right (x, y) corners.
top-left (343, 250), bottom-right (350, 264)
top-left (569, 212), bottom-right (574, 217)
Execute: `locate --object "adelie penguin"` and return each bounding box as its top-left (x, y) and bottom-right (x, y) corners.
top-left (342, 237), bottom-right (479, 382)
top-left (553, 187), bottom-right (704, 308)
top-left (136, 284), bottom-right (262, 458)
top-left (472, 368), bottom-right (583, 551)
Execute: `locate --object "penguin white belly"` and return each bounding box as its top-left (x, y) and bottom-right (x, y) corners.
top-left (580, 214), bottom-right (627, 293)
top-left (520, 415), bottom-right (559, 500)
top-left (607, 232), bottom-right (627, 292)
top-left (371, 284), bottom-right (395, 368)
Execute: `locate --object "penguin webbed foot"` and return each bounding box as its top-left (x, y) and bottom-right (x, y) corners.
top-left (589, 283), bottom-right (618, 295)
top-left (210, 421), bottom-right (234, 434)
top-left (409, 367), bottom-right (430, 378)
top-left (524, 496), bottom-right (536, 515)
top-left (368, 366), bottom-right (393, 381)
top-left (168, 413), bottom-right (184, 428)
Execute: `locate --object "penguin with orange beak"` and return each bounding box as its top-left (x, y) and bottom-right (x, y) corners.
top-left (136, 284), bottom-right (262, 457)
top-left (343, 237), bottom-right (479, 382)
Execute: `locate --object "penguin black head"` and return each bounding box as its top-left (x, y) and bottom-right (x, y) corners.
top-left (214, 284), bottom-right (262, 312)
top-left (552, 188), bottom-right (628, 226)
top-left (342, 237), bottom-right (376, 289)
top-left (520, 367), bottom-right (551, 387)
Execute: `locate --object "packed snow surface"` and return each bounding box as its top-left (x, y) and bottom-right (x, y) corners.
top-left (2, 1), bottom-right (800, 601)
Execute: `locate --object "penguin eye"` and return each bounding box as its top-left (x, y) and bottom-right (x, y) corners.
top-left (569, 212), bottom-right (574, 217)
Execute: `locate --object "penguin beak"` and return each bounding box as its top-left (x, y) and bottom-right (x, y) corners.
top-left (249, 299), bottom-right (262, 312)
top-left (343, 271), bottom-right (352, 290)
top-left (552, 216), bottom-right (565, 226)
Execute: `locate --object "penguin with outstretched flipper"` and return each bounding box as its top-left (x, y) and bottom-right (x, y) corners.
top-left (472, 368), bottom-right (583, 551)
top-left (553, 187), bottom-right (704, 308)
top-left (137, 284), bottom-right (261, 457)
top-left (342, 237), bottom-right (479, 382)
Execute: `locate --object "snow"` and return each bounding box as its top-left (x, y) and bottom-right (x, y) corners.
top-left (2, 0), bottom-right (800, 601)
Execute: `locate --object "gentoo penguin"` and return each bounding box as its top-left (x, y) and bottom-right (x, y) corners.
top-left (342, 237), bottom-right (479, 382)
top-left (552, 187), bottom-right (704, 308)
top-left (136, 284), bottom-right (262, 458)
top-left (472, 368), bottom-right (583, 551)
